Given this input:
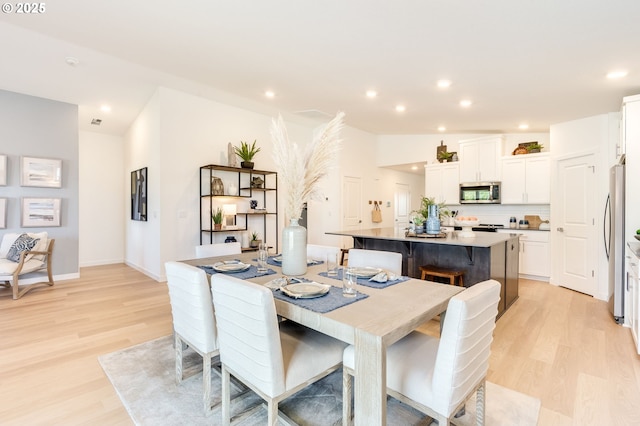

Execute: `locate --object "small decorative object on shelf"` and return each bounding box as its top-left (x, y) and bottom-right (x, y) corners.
top-left (436, 140), bottom-right (447, 163)
top-left (249, 231), bottom-right (261, 248)
top-left (211, 176), bottom-right (224, 195)
top-left (234, 140), bottom-right (260, 169)
top-left (224, 236), bottom-right (237, 243)
top-left (227, 143), bottom-right (238, 167)
top-left (250, 199), bottom-right (258, 209)
top-left (212, 207), bottom-right (223, 230)
top-left (437, 150), bottom-right (454, 163)
top-left (251, 176), bottom-right (264, 188)
top-left (513, 141), bottom-right (543, 155)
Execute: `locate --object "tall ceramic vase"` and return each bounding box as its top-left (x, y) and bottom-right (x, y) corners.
top-left (282, 218), bottom-right (307, 276)
top-left (426, 205), bottom-right (441, 235)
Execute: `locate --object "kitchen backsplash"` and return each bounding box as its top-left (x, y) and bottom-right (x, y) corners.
top-left (443, 204), bottom-right (550, 227)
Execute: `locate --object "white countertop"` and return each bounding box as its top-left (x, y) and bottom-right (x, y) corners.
top-left (326, 227), bottom-right (518, 248)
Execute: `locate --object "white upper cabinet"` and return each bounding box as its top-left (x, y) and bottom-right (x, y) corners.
top-left (424, 162), bottom-right (459, 205)
top-left (501, 153), bottom-right (550, 204)
top-left (459, 135), bottom-right (503, 182)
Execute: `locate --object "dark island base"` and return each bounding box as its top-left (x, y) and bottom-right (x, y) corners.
top-left (351, 236), bottom-right (519, 317)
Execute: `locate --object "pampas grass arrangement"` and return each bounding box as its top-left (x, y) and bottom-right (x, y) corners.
top-left (271, 112), bottom-right (345, 221)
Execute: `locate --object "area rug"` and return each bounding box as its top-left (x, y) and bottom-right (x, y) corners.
top-left (99, 336), bottom-right (540, 425)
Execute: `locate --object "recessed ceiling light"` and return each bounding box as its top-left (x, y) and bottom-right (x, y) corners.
top-left (100, 105), bottom-right (111, 113)
top-left (607, 70), bottom-right (628, 79)
top-left (438, 126), bottom-right (446, 132)
top-left (459, 99), bottom-right (472, 108)
top-left (437, 80), bottom-right (451, 89)
top-left (395, 105), bottom-right (406, 112)
top-left (518, 123), bottom-right (529, 130)
top-left (366, 90), bottom-right (378, 98)
top-left (265, 90), bottom-right (275, 98)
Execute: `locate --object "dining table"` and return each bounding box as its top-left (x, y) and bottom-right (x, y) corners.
top-left (184, 251), bottom-right (464, 426)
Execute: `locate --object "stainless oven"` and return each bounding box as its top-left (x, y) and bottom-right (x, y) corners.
top-left (459, 182), bottom-right (501, 204)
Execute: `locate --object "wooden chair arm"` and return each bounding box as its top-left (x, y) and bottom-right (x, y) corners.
top-left (12, 239), bottom-right (55, 276)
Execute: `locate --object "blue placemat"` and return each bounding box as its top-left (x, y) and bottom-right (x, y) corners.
top-left (272, 285), bottom-right (368, 313)
top-left (318, 270), bottom-right (410, 289)
top-left (264, 256), bottom-right (324, 267)
top-left (197, 264), bottom-right (276, 279)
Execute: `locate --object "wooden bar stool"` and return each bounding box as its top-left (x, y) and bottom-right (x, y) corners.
top-left (419, 265), bottom-right (464, 287)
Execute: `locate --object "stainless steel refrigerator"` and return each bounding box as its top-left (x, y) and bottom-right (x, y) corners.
top-left (606, 161), bottom-right (625, 323)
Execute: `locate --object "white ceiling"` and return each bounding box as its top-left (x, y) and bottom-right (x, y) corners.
top-left (1, 0), bottom-right (640, 137)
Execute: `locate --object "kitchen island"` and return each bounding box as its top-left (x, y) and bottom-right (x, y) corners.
top-left (328, 227), bottom-right (520, 316)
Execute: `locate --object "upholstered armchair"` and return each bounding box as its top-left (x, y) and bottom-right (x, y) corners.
top-left (0, 232), bottom-right (55, 300)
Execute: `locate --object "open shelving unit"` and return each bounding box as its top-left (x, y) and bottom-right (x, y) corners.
top-left (200, 164), bottom-right (278, 251)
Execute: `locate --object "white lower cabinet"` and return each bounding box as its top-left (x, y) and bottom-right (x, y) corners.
top-left (627, 248), bottom-right (640, 354)
top-left (498, 229), bottom-right (550, 280)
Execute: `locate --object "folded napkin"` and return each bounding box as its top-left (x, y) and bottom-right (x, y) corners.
top-left (368, 271), bottom-right (400, 283)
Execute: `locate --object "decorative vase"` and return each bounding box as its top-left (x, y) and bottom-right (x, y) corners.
top-left (282, 218), bottom-right (307, 276)
top-left (214, 223), bottom-right (222, 231)
top-left (211, 177), bottom-right (224, 195)
top-left (241, 161), bottom-right (254, 169)
top-left (426, 205), bottom-right (441, 235)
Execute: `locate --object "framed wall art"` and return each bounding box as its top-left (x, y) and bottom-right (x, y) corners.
top-left (0, 198), bottom-right (6, 229)
top-left (22, 197), bottom-right (61, 227)
top-left (0, 154), bottom-right (6, 186)
top-left (131, 167), bottom-right (147, 221)
top-left (21, 156), bottom-right (62, 188)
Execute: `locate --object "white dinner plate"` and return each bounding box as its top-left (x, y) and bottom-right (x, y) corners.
top-left (272, 255), bottom-right (283, 263)
top-left (281, 282), bottom-right (330, 299)
top-left (211, 262), bottom-right (251, 273)
top-left (348, 267), bottom-right (382, 278)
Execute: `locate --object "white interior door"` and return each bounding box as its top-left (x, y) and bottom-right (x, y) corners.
top-left (556, 154), bottom-right (596, 295)
top-left (342, 176), bottom-right (362, 248)
top-left (394, 183), bottom-right (410, 231)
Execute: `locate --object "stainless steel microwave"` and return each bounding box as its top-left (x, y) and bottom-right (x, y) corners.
top-left (459, 182), bottom-right (501, 204)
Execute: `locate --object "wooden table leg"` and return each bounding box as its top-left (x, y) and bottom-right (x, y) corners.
top-left (354, 330), bottom-right (386, 426)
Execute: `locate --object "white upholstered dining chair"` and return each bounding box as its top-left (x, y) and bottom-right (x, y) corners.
top-left (342, 279), bottom-right (501, 426)
top-left (210, 273), bottom-right (348, 425)
top-left (307, 243), bottom-right (341, 262)
top-left (165, 261), bottom-right (220, 414)
top-left (195, 242), bottom-right (242, 259)
top-left (347, 248), bottom-right (402, 275)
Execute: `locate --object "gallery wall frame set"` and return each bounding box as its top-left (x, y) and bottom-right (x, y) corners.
top-left (0, 198), bottom-right (6, 229)
top-left (21, 198), bottom-right (61, 227)
top-left (0, 154), bottom-right (6, 186)
top-left (21, 156), bottom-right (62, 188)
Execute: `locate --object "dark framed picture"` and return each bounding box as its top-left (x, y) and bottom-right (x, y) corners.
top-left (131, 167), bottom-right (147, 221)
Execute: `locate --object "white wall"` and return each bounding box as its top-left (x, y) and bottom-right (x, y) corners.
top-left (79, 131), bottom-right (125, 266)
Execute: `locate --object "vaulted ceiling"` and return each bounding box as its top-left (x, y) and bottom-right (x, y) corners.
top-left (1, 0), bottom-right (639, 136)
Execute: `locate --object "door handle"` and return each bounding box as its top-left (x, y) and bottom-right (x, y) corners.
top-left (557, 227), bottom-right (564, 232)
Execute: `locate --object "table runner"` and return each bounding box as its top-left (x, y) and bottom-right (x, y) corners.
top-left (318, 269), bottom-right (410, 289)
top-left (197, 264), bottom-right (276, 279)
top-left (272, 285), bottom-right (368, 313)
top-left (264, 256), bottom-right (324, 267)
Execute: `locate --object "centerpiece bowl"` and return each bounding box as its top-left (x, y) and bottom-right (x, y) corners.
top-left (454, 219), bottom-right (480, 238)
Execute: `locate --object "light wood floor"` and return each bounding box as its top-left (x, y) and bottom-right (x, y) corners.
top-left (1, 265), bottom-right (639, 425)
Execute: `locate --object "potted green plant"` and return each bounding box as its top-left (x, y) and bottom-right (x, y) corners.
top-left (212, 207), bottom-right (223, 230)
top-left (234, 140), bottom-right (261, 169)
top-left (437, 150), bottom-right (454, 162)
top-left (417, 196), bottom-right (451, 222)
top-left (526, 142), bottom-right (544, 153)
top-left (249, 231), bottom-right (261, 248)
